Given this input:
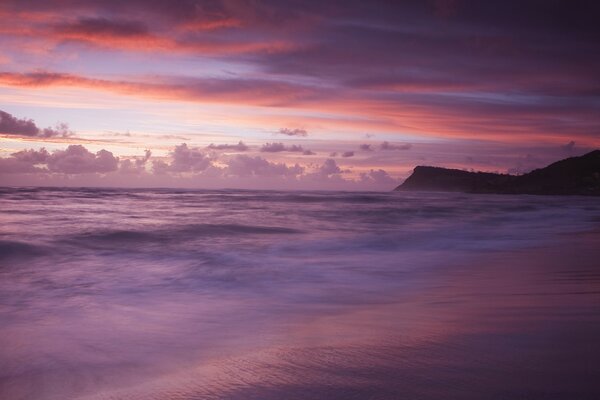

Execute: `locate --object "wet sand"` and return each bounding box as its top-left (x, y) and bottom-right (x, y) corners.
top-left (21, 232), bottom-right (598, 400)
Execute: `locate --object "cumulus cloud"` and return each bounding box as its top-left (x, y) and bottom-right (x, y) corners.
top-left (0, 110), bottom-right (38, 136)
top-left (299, 158), bottom-right (351, 187)
top-left (11, 148), bottom-right (50, 163)
top-left (277, 128), bottom-right (308, 137)
top-left (47, 145), bottom-right (119, 173)
top-left (119, 149), bottom-right (151, 174)
top-left (260, 142), bottom-right (286, 152)
top-left (151, 160), bottom-right (170, 175)
top-left (225, 154), bottom-right (304, 177)
top-left (360, 169), bottom-right (397, 185)
top-left (207, 141), bottom-right (248, 151)
top-left (260, 142), bottom-right (313, 154)
top-left (318, 159), bottom-right (342, 176)
top-left (359, 144), bottom-right (373, 151)
top-left (42, 122), bottom-right (74, 138)
top-left (0, 143), bottom-right (401, 190)
top-left (0, 145), bottom-right (119, 174)
top-left (380, 141), bottom-right (411, 151)
top-left (341, 151), bottom-right (354, 157)
top-left (0, 152), bottom-right (47, 173)
top-left (0, 110), bottom-right (72, 137)
top-left (166, 143), bottom-right (213, 172)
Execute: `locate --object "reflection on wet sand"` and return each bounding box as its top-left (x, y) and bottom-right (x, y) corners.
top-left (74, 234), bottom-right (600, 400)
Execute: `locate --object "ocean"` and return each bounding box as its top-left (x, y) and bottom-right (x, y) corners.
top-left (1, 187), bottom-right (599, 399)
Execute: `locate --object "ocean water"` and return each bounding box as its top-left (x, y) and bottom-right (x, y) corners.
top-left (1, 187), bottom-right (599, 399)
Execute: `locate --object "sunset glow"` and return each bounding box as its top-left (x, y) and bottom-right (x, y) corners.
top-left (1, 3), bottom-right (600, 399)
top-left (1, 1), bottom-right (598, 189)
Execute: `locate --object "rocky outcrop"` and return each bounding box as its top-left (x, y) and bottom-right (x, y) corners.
top-left (395, 150), bottom-right (600, 195)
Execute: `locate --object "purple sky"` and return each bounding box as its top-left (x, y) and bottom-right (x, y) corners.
top-left (0, 0), bottom-right (599, 189)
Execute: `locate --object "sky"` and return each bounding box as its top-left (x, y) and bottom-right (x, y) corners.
top-left (0, 0), bottom-right (599, 190)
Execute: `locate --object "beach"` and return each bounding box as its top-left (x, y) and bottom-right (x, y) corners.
top-left (1, 188), bottom-right (599, 399)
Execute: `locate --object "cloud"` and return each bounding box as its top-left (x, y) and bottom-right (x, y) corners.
top-left (1, 2), bottom-right (599, 144)
top-left (360, 169), bottom-right (397, 185)
top-left (11, 148), bottom-right (50, 163)
top-left (0, 110), bottom-right (38, 136)
top-left (561, 140), bottom-right (576, 152)
top-left (277, 128), bottom-right (308, 137)
top-left (380, 141), bottom-right (411, 151)
top-left (299, 158), bottom-right (354, 187)
top-left (1, 145), bottom-right (120, 174)
top-left (0, 110), bottom-right (73, 138)
top-left (119, 149), bottom-right (151, 174)
top-left (156, 143), bottom-right (212, 173)
top-left (0, 158), bottom-right (42, 173)
top-left (207, 141), bottom-right (248, 151)
top-left (0, 71), bottom-right (323, 108)
top-left (359, 144), bottom-right (373, 151)
top-left (260, 142), bottom-right (286, 152)
top-left (0, 148), bottom-right (50, 173)
top-left (318, 158), bottom-right (342, 176)
top-left (150, 160), bottom-right (170, 175)
top-left (260, 142), bottom-right (313, 154)
top-left (55, 17), bottom-right (149, 39)
top-left (47, 145), bottom-right (119, 173)
top-left (40, 11), bottom-right (294, 55)
top-left (0, 142), bottom-right (403, 190)
top-left (341, 151), bottom-right (354, 157)
top-left (225, 154), bottom-right (304, 177)
top-left (41, 122), bottom-right (74, 138)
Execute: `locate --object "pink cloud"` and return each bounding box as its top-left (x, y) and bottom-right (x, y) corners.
top-left (0, 109), bottom-right (72, 138)
top-left (119, 150), bottom-right (151, 174)
top-left (360, 169), bottom-right (397, 185)
top-left (207, 141), bottom-right (249, 151)
top-left (260, 142), bottom-right (313, 154)
top-left (317, 159), bottom-right (341, 176)
top-left (0, 142), bottom-right (402, 190)
top-left (153, 143), bottom-right (212, 174)
top-left (47, 145), bottom-right (118, 174)
top-left (225, 154), bottom-right (304, 178)
top-left (0, 71), bottom-right (323, 108)
top-left (277, 128), bottom-right (308, 137)
top-left (380, 141), bottom-right (411, 151)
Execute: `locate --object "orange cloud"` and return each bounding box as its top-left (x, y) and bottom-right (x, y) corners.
top-left (1, 70), bottom-right (599, 146)
top-left (0, 71), bottom-right (324, 107)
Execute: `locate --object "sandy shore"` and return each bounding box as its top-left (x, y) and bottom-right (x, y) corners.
top-left (46, 230), bottom-right (599, 400)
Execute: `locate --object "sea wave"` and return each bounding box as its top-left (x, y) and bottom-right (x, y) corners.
top-left (63, 223), bottom-right (302, 248)
top-left (1, 188), bottom-right (600, 400)
top-left (0, 239), bottom-right (47, 260)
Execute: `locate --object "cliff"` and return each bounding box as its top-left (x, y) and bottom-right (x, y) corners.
top-left (395, 150), bottom-right (600, 195)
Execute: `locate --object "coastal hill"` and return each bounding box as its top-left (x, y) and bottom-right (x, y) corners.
top-left (395, 150), bottom-right (600, 195)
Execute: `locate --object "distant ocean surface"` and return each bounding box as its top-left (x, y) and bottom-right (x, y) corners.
top-left (1, 187), bottom-right (600, 400)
